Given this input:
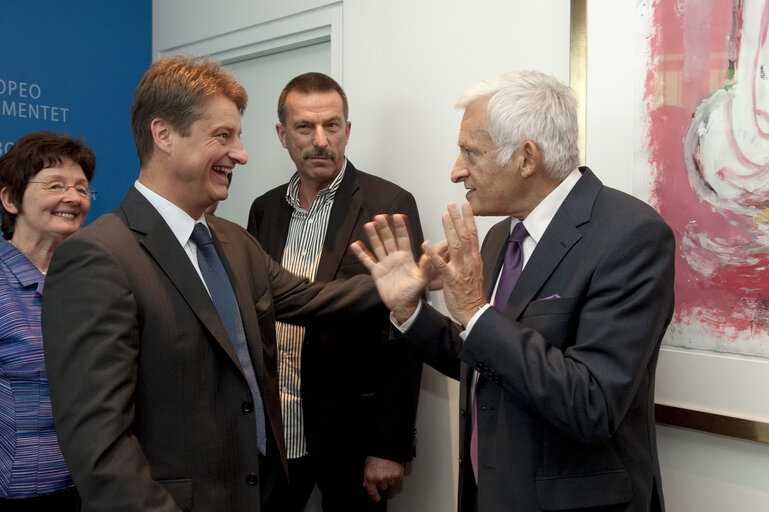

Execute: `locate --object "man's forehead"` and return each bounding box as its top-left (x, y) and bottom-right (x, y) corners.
top-left (458, 119), bottom-right (491, 145)
top-left (195, 97), bottom-right (242, 125)
top-left (286, 91), bottom-right (344, 114)
top-left (287, 89), bottom-right (343, 102)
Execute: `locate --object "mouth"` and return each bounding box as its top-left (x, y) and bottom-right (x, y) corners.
top-left (53, 211), bottom-right (79, 219)
top-left (212, 166), bottom-right (233, 184)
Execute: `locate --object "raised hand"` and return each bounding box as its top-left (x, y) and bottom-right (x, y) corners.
top-left (351, 214), bottom-right (431, 323)
top-left (426, 202), bottom-right (487, 326)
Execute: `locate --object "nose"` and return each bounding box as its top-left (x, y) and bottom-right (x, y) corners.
top-left (450, 154), bottom-right (468, 183)
top-left (232, 137), bottom-right (248, 165)
top-left (62, 185), bottom-right (85, 202)
top-left (312, 125), bottom-right (328, 147)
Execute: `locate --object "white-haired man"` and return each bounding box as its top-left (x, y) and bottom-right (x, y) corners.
top-left (353, 70), bottom-right (674, 512)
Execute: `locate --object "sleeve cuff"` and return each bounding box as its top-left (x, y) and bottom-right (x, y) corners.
top-left (391, 301), bottom-right (424, 332)
top-left (460, 303), bottom-right (491, 340)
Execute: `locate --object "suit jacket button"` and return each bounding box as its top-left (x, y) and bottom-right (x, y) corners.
top-left (460, 408), bottom-right (466, 417)
top-left (458, 457), bottom-right (464, 466)
top-left (242, 402), bottom-right (254, 413)
top-left (246, 473), bottom-right (258, 485)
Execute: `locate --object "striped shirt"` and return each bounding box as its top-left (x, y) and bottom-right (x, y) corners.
top-left (0, 237), bottom-right (74, 498)
top-left (278, 161), bottom-right (347, 458)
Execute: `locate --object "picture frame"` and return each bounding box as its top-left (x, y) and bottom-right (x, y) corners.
top-left (569, 0), bottom-right (769, 444)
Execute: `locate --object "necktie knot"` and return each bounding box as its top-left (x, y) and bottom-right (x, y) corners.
top-left (190, 223), bottom-right (213, 246)
top-left (509, 221), bottom-right (528, 243)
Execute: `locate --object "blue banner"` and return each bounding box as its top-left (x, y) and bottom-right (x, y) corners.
top-left (0, 1), bottom-right (151, 220)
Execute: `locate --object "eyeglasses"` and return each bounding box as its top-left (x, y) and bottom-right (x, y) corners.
top-left (28, 181), bottom-right (97, 200)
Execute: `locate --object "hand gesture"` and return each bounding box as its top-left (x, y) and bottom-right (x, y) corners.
top-left (351, 214), bottom-right (431, 323)
top-left (425, 202), bottom-right (487, 326)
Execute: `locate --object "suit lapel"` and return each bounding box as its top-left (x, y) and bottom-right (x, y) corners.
top-left (119, 188), bottom-right (244, 372)
top-left (316, 163), bottom-right (361, 281)
top-left (499, 167), bottom-right (601, 319)
top-left (482, 217), bottom-right (512, 299)
top-left (260, 188), bottom-right (293, 262)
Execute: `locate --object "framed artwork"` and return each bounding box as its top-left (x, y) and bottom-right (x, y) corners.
top-left (571, 0), bottom-right (769, 442)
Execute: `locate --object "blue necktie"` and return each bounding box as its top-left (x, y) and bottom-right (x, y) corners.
top-left (471, 221), bottom-right (528, 483)
top-left (190, 222), bottom-right (266, 455)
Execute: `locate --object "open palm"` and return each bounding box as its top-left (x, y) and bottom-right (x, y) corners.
top-left (351, 214), bottom-right (429, 322)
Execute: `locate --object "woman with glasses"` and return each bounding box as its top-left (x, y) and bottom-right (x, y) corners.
top-left (0, 131), bottom-right (95, 510)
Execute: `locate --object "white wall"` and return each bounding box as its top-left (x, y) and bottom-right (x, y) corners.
top-left (153, 1), bottom-right (769, 511)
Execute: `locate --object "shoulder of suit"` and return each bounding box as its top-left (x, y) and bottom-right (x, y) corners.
top-left (251, 182), bottom-right (289, 209)
top-left (349, 166), bottom-right (414, 197)
top-left (595, 184), bottom-right (667, 222)
top-left (71, 212), bottom-right (129, 242)
top-left (207, 214), bottom-right (251, 237)
top-left (50, 212), bottom-right (136, 264)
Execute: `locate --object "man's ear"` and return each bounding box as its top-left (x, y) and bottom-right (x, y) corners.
top-left (150, 118), bottom-right (174, 156)
top-left (276, 123), bottom-right (288, 148)
top-left (519, 141), bottom-right (542, 178)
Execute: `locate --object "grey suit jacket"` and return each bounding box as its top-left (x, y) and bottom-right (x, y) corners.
top-left (399, 168), bottom-right (674, 512)
top-left (42, 188), bottom-right (379, 512)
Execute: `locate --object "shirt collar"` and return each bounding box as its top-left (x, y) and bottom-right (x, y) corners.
top-left (0, 237), bottom-right (45, 293)
top-left (133, 180), bottom-right (207, 247)
top-left (520, 167), bottom-right (582, 241)
top-left (285, 158), bottom-right (348, 211)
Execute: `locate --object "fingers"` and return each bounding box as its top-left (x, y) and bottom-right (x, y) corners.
top-left (426, 241), bottom-right (451, 275)
top-left (460, 202), bottom-right (479, 253)
top-left (363, 480), bottom-right (381, 502)
top-left (442, 202), bottom-right (479, 262)
top-left (362, 219), bottom-right (386, 261)
top-left (392, 214), bottom-right (413, 256)
top-left (447, 202), bottom-right (477, 242)
top-left (359, 215), bottom-right (402, 261)
top-left (350, 241), bottom-right (376, 272)
top-left (376, 478), bottom-right (399, 490)
top-left (375, 214), bottom-right (399, 255)
top-left (432, 239), bottom-right (449, 262)
top-left (353, 214), bottom-right (417, 267)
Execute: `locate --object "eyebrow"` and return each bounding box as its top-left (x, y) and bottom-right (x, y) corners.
top-left (38, 174), bottom-right (89, 183)
top-left (292, 114), bottom-right (344, 125)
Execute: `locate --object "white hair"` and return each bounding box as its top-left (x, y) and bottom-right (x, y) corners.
top-left (456, 70), bottom-right (580, 180)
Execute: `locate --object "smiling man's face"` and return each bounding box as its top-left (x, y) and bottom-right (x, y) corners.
top-left (166, 94), bottom-right (248, 218)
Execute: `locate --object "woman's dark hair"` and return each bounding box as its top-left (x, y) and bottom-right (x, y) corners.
top-left (0, 131), bottom-right (95, 238)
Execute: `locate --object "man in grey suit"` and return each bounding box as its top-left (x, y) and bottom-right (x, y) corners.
top-left (353, 70), bottom-right (675, 511)
top-left (41, 56), bottom-right (379, 512)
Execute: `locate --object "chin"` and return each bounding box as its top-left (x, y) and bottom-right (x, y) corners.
top-left (212, 186), bottom-right (230, 201)
top-left (467, 200), bottom-right (483, 215)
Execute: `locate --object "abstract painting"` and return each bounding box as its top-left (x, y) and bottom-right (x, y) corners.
top-left (638, 0), bottom-right (769, 358)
